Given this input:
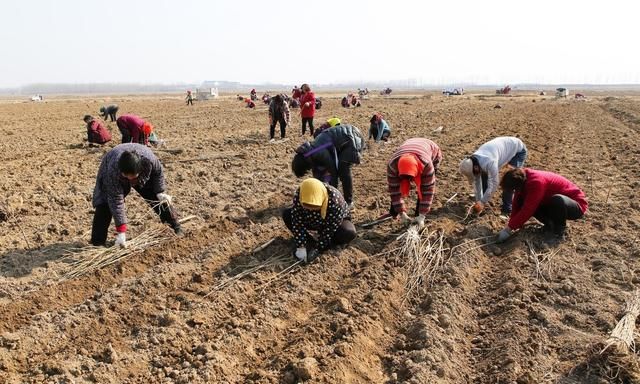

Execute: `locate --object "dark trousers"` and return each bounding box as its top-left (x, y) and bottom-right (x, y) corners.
top-left (533, 194), bottom-right (583, 235)
top-left (302, 117), bottom-right (314, 135)
top-left (108, 112), bottom-right (117, 121)
top-left (186, 99), bottom-right (193, 106)
top-left (91, 184), bottom-right (180, 246)
top-left (282, 208), bottom-right (356, 249)
top-left (480, 172), bottom-right (514, 213)
top-left (335, 163), bottom-right (353, 204)
top-left (116, 121), bottom-right (131, 143)
top-left (270, 115), bottom-right (287, 139)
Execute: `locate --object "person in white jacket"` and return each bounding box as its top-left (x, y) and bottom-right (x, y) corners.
top-left (459, 137), bottom-right (527, 214)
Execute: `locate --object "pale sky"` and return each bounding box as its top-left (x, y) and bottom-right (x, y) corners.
top-left (0, 0), bottom-right (638, 87)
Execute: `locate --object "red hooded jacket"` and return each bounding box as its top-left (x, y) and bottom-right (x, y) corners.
top-left (300, 91), bottom-right (316, 118)
top-left (508, 169), bottom-right (588, 230)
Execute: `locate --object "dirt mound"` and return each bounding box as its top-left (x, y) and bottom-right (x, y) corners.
top-left (0, 93), bottom-right (639, 382)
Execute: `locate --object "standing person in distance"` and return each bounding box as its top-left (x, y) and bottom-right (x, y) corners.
top-left (186, 90), bottom-right (194, 106)
top-left (100, 104), bottom-right (119, 122)
top-left (268, 94), bottom-right (291, 142)
top-left (299, 83), bottom-right (316, 136)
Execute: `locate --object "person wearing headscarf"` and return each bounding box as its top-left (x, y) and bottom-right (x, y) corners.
top-left (100, 104), bottom-right (119, 122)
top-left (282, 178), bottom-right (356, 263)
top-left (83, 115), bottom-right (112, 145)
top-left (116, 114), bottom-right (153, 145)
top-left (291, 124), bottom-right (365, 210)
top-left (459, 136), bottom-right (527, 215)
top-left (387, 138), bottom-right (442, 228)
top-left (495, 168), bottom-right (588, 243)
top-left (186, 90), bottom-right (194, 106)
top-left (368, 113), bottom-right (391, 142)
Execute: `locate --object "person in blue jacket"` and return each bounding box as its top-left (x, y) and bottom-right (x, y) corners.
top-left (369, 113), bottom-right (391, 142)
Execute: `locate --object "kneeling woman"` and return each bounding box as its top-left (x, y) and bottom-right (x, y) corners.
top-left (282, 178), bottom-right (356, 263)
top-left (496, 168), bottom-right (588, 242)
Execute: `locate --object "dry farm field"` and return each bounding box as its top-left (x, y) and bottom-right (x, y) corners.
top-left (0, 91), bottom-right (640, 383)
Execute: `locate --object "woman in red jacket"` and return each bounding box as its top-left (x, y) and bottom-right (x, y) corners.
top-left (83, 115), bottom-right (112, 144)
top-left (496, 168), bottom-right (588, 242)
top-left (299, 83), bottom-right (316, 136)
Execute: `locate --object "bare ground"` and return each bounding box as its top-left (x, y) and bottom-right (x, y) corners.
top-left (0, 92), bottom-right (639, 383)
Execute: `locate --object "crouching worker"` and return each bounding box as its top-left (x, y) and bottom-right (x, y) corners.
top-left (291, 124), bottom-right (365, 210)
top-left (313, 117), bottom-right (341, 138)
top-left (496, 168), bottom-right (588, 243)
top-left (388, 138), bottom-right (442, 229)
top-left (116, 114), bottom-right (152, 145)
top-left (91, 143), bottom-right (182, 247)
top-left (282, 178), bottom-right (356, 263)
top-left (369, 113), bottom-right (391, 142)
top-left (83, 115), bottom-right (112, 145)
top-left (459, 136), bottom-right (527, 215)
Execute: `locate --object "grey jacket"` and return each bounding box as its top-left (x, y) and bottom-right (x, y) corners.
top-left (92, 143), bottom-right (166, 226)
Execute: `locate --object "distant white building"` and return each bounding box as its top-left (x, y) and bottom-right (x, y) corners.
top-left (555, 87), bottom-right (569, 98)
top-left (195, 87), bottom-right (218, 100)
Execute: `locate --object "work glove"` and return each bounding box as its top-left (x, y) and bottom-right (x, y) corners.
top-left (156, 193), bottom-right (172, 205)
top-left (414, 214), bottom-right (426, 228)
top-left (496, 227), bottom-right (513, 243)
top-left (114, 232), bottom-right (127, 248)
top-left (400, 212), bottom-right (411, 225)
top-left (472, 201), bottom-right (484, 214)
top-left (304, 102), bottom-right (311, 108)
top-left (294, 247), bottom-right (307, 261)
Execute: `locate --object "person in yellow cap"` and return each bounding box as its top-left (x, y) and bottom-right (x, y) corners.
top-left (312, 117), bottom-right (341, 138)
top-left (291, 123), bottom-right (365, 211)
top-left (387, 138), bottom-right (442, 228)
top-left (282, 178), bottom-right (356, 263)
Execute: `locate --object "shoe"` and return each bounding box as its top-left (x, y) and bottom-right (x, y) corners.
top-left (173, 226), bottom-right (184, 237)
top-left (269, 138), bottom-right (276, 143)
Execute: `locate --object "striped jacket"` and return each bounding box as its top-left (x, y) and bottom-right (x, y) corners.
top-left (387, 138), bottom-right (442, 215)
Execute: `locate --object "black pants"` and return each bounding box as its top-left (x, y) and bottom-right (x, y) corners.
top-left (282, 208), bottom-right (356, 249)
top-left (533, 194), bottom-right (583, 235)
top-left (91, 184), bottom-right (180, 246)
top-left (108, 112), bottom-right (117, 122)
top-left (334, 163), bottom-right (354, 204)
top-left (270, 115), bottom-right (287, 139)
top-left (186, 99), bottom-right (193, 106)
top-left (302, 117), bottom-right (314, 135)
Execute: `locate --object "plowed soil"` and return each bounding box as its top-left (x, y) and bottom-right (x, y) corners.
top-left (1, 91), bottom-right (639, 383)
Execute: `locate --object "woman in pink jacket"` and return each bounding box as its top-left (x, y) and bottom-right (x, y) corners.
top-left (299, 83), bottom-right (316, 136)
top-left (496, 168), bottom-right (588, 242)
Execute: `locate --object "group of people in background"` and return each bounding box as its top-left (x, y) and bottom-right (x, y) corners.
top-left (81, 87), bottom-right (588, 267)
